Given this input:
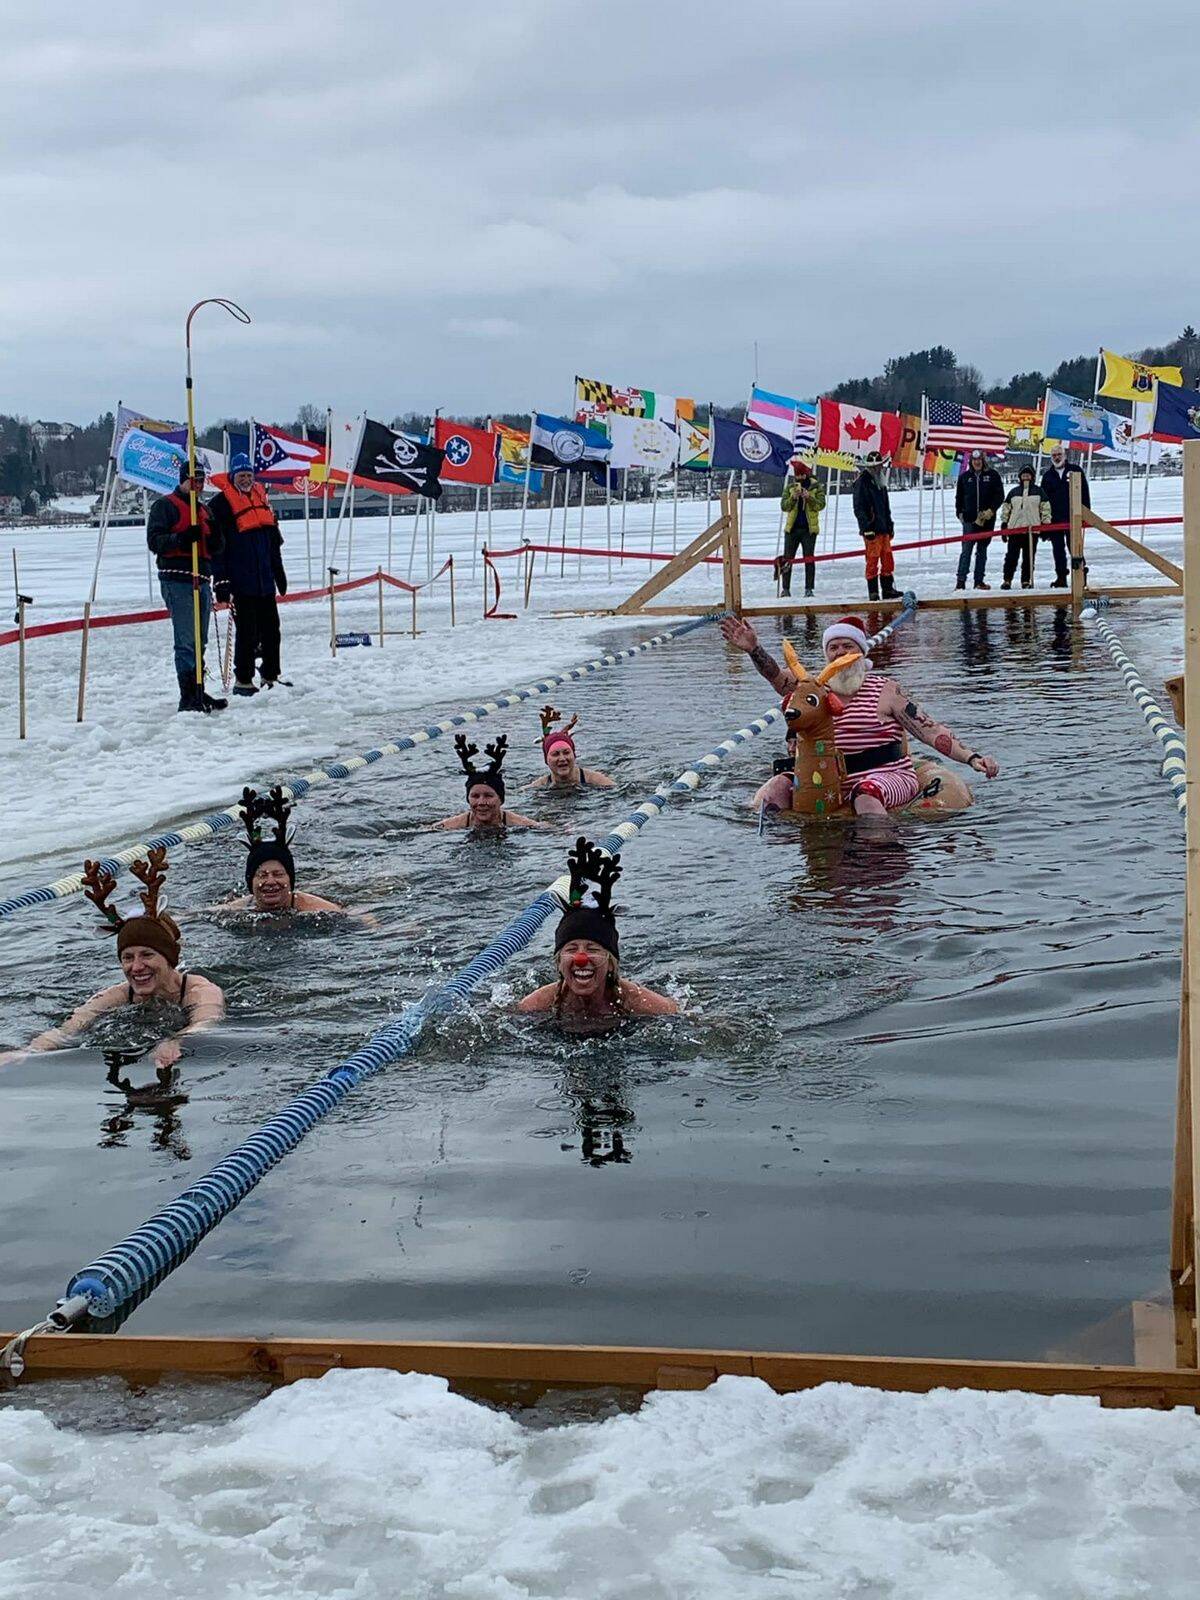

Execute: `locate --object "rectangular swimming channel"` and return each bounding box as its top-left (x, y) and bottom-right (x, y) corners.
top-left (0, 604), bottom-right (1183, 1362)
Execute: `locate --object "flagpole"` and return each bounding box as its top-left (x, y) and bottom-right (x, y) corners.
top-left (577, 463), bottom-right (586, 576)
top-left (560, 471), bottom-right (569, 577)
top-left (520, 410), bottom-right (534, 545)
top-left (426, 411), bottom-right (438, 582)
top-left (320, 408), bottom-right (331, 579)
top-left (605, 465), bottom-right (613, 583)
top-left (303, 459), bottom-right (314, 588)
top-left (386, 485), bottom-right (394, 575)
top-left (831, 467), bottom-right (840, 555)
top-left (347, 481), bottom-right (356, 581)
top-left (649, 471), bottom-right (658, 554)
top-left (620, 467), bottom-right (628, 567)
top-left (407, 496), bottom-right (422, 580)
top-left (472, 485), bottom-right (481, 576)
top-left (87, 453), bottom-right (117, 606)
top-left (544, 464), bottom-right (556, 575)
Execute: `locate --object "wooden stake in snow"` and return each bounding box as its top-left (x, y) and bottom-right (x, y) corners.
top-left (76, 600), bottom-right (92, 723)
top-left (1182, 437), bottom-right (1200, 1362)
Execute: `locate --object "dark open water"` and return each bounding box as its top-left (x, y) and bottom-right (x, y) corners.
top-left (0, 605), bottom-right (1184, 1361)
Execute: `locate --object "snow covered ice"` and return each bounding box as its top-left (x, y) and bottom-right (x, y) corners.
top-left (2, 1369), bottom-right (1200, 1599)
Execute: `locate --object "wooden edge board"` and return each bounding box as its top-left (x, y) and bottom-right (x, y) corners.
top-left (4, 1333), bottom-right (1199, 1408)
top-left (579, 588), bottom-right (1182, 620)
top-left (1082, 507), bottom-right (1184, 585)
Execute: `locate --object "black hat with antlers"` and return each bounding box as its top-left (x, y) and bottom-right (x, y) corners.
top-left (455, 732), bottom-right (507, 801)
top-left (239, 784), bottom-right (296, 890)
top-left (82, 845), bottom-right (182, 968)
top-left (555, 835), bottom-right (621, 959)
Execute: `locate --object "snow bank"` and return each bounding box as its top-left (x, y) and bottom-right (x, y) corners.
top-left (1, 1369), bottom-right (1197, 1598)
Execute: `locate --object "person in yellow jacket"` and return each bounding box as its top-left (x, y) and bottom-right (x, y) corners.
top-left (777, 460), bottom-right (827, 598)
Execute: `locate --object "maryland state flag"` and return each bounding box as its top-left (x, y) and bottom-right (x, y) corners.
top-left (574, 375), bottom-right (694, 426)
top-left (353, 418), bottom-right (445, 498)
top-left (1098, 349), bottom-right (1183, 403)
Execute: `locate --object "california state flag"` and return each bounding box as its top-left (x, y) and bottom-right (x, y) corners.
top-left (817, 398), bottom-right (903, 459)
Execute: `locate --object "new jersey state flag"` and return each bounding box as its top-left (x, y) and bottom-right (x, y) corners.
top-left (432, 417), bottom-right (498, 486)
top-left (1098, 349), bottom-right (1183, 403)
top-left (817, 398), bottom-right (902, 459)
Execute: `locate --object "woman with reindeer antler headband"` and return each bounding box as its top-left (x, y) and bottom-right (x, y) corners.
top-left (0, 847), bottom-right (224, 1073)
top-left (518, 837), bottom-right (678, 1023)
top-left (434, 733), bottom-right (547, 832)
top-left (218, 785), bottom-right (349, 915)
top-left (527, 706), bottom-right (615, 792)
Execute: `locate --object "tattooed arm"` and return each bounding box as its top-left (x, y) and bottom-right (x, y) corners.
top-left (880, 680), bottom-right (1000, 778)
top-left (718, 616), bottom-right (797, 694)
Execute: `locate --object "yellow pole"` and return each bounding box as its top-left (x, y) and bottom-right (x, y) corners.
top-left (76, 600), bottom-right (92, 723)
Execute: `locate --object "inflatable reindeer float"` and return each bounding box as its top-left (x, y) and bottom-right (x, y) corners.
top-left (777, 640), bottom-right (972, 819)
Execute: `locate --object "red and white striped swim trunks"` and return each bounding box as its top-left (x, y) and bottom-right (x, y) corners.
top-left (831, 674), bottom-right (921, 811)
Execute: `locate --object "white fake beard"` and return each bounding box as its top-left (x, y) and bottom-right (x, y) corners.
top-left (828, 659), bottom-right (869, 696)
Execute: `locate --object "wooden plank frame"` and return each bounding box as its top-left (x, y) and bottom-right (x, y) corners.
top-left (1082, 505), bottom-right (1183, 588)
top-left (4, 1332), bottom-right (1200, 1409)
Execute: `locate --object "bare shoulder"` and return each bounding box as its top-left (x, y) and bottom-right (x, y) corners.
top-left (436, 813), bottom-right (470, 830)
top-left (186, 973), bottom-right (225, 1007)
top-left (89, 983), bottom-right (129, 1011)
top-left (294, 892), bottom-right (345, 912)
top-left (527, 775), bottom-right (550, 790)
top-left (584, 769), bottom-right (616, 789)
top-left (508, 811), bottom-right (548, 829)
top-left (620, 981), bottom-right (680, 1016)
top-left (517, 984), bottom-right (557, 1013)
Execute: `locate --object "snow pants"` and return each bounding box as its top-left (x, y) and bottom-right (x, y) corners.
top-left (232, 592), bottom-right (282, 684)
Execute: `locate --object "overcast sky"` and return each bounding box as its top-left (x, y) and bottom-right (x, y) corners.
top-left (2, 0), bottom-right (1195, 426)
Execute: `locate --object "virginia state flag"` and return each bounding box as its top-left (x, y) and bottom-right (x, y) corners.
top-left (1148, 379), bottom-right (1200, 443)
top-left (710, 416), bottom-right (792, 475)
top-left (1098, 349), bottom-right (1183, 403)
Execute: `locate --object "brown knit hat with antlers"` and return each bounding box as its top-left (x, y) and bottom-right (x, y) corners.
top-left (82, 846), bottom-right (182, 967)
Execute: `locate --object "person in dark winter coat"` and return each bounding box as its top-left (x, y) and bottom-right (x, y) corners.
top-left (209, 454), bottom-right (288, 696)
top-left (998, 465), bottom-right (1050, 589)
top-left (146, 459), bottom-right (227, 713)
top-left (851, 452), bottom-right (900, 602)
top-left (953, 450), bottom-right (1005, 590)
top-left (1039, 445), bottom-right (1090, 589)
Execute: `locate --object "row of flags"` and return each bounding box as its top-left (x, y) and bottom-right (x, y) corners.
top-left (104, 344), bottom-right (1200, 508)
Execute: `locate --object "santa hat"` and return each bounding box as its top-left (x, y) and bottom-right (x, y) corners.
top-left (822, 615), bottom-right (871, 659)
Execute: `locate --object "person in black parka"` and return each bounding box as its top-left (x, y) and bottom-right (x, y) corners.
top-left (954, 450), bottom-right (1005, 590)
top-left (209, 453), bottom-right (288, 695)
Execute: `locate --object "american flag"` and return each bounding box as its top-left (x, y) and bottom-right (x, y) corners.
top-left (923, 399), bottom-right (1008, 455)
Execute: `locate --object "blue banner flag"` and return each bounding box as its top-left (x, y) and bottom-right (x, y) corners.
top-left (1148, 379), bottom-right (1200, 443)
top-left (496, 457), bottom-right (544, 492)
top-left (530, 413), bottom-right (611, 469)
top-left (115, 428), bottom-right (188, 494)
top-left (1043, 388), bottom-right (1113, 448)
top-left (710, 415), bottom-right (793, 476)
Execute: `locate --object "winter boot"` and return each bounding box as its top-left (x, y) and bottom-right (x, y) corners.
top-left (804, 585), bottom-right (815, 598)
top-left (201, 685), bottom-right (228, 712)
top-left (867, 577), bottom-right (880, 602)
top-left (260, 676), bottom-right (294, 688)
top-left (880, 576), bottom-right (900, 600)
top-left (177, 673), bottom-right (207, 713)
top-left (233, 680), bottom-right (259, 697)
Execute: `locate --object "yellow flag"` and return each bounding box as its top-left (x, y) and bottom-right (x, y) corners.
top-left (1098, 348), bottom-right (1183, 402)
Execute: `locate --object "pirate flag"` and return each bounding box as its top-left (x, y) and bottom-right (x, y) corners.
top-left (353, 417), bottom-right (446, 499)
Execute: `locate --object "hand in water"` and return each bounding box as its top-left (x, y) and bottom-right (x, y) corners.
top-left (152, 1039), bottom-right (182, 1070)
top-left (0, 1048), bottom-right (27, 1068)
top-left (972, 754), bottom-right (1000, 779)
top-left (719, 616), bottom-right (758, 652)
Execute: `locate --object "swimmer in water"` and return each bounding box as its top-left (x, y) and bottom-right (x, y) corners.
top-left (218, 786), bottom-right (353, 914)
top-left (0, 847), bottom-right (224, 1073)
top-left (519, 836), bottom-right (678, 1022)
top-left (436, 733), bottom-right (546, 831)
top-left (527, 705), bottom-right (615, 791)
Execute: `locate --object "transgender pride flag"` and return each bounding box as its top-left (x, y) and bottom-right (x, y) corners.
top-left (746, 386), bottom-right (817, 452)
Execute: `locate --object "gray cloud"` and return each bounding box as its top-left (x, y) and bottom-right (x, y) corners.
top-left (1, 0), bottom-right (1196, 424)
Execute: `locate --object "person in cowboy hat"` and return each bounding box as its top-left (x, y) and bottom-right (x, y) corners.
top-left (209, 452), bottom-right (289, 695)
top-left (146, 457), bottom-right (227, 712)
top-left (518, 837), bottom-right (678, 1024)
top-left (0, 848), bottom-right (224, 1072)
top-left (527, 706), bottom-right (615, 790)
top-left (435, 734), bottom-right (547, 831)
top-left (722, 613), bottom-right (1000, 815)
top-left (851, 451), bottom-right (901, 602)
top-left (777, 459), bottom-right (826, 598)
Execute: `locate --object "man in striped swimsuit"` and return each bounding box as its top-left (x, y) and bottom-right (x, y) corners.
top-left (722, 614), bottom-right (999, 816)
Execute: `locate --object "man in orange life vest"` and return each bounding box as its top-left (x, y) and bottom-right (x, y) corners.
top-left (208, 453), bottom-right (289, 697)
top-left (146, 459), bottom-right (227, 713)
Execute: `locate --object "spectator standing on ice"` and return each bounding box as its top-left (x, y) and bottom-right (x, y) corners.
top-left (209, 453), bottom-right (289, 697)
top-left (851, 452), bottom-right (900, 602)
top-left (777, 460), bottom-right (826, 598)
top-left (1039, 445), bottom-right (1090, 591)
top-left (998, 465), bottom-right (1050, 590)
top-left (954, 450), bottom-right (1004, 591)
top-left (146, 459), bottom-right (227, 713)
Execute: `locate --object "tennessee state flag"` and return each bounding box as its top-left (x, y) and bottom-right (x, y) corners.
top-left (817, 398), bottom-right (902, 459)
top-left (432, 417), bottom-right (499, 486)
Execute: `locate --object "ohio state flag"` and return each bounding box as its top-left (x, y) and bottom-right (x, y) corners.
top-left (432, 417), bottom-right (499, 486)
top-left (817, 399), bottom-right (902, 460)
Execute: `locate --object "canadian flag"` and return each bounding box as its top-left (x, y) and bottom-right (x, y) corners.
top-left (817, 399), bottom-right (903, 459)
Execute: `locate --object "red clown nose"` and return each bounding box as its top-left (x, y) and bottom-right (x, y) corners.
top-left (570, 951), bottom-right (594, 969)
